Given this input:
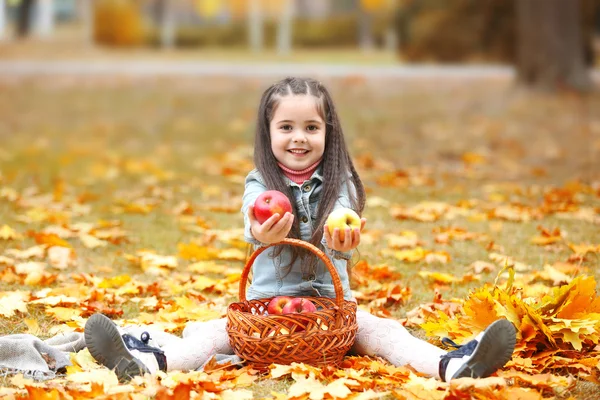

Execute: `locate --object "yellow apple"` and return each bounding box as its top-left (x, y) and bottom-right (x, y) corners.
top-left (326, 208), bottom-right (361, 242)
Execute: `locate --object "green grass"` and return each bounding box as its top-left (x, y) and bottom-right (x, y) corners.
top-left (0, 76), bottom-right (599, 397)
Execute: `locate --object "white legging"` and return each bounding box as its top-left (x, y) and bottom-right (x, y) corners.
top-left (122, 310), bottom-right (446, 378)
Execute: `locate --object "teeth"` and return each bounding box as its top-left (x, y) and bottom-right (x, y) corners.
top-left (289, 150), bottom-right (308, 154)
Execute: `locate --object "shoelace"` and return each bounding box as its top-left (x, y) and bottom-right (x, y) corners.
top-left (441, 337), bottom-right (478, 355)
top-left (441, 337), bottom-right (461, 349)
top-left (122, 331), bottom-right (168, 372)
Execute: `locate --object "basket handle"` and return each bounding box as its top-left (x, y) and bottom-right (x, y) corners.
top-left (239, 238), bottom-right (345, 307)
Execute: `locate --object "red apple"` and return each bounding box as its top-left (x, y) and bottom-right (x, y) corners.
top-left (253, 190), bottom-right (293, 224)
top-left (282, 298), bottom-right (317, 314)
top-left (267, 296), bottom-right (293, 315)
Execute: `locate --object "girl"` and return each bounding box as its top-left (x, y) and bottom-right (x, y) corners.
top-left (85, 77), bottom-right (516, 383)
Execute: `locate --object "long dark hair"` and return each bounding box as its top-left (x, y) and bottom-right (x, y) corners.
top-left (253, 77), bottom-right (366, 270)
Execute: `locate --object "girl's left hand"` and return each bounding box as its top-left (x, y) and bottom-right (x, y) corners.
top-left (324, 218), bottom-right (367, 252)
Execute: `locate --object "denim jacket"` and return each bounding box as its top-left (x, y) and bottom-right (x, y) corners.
top-left (241, 166), bottom-right (355, 301)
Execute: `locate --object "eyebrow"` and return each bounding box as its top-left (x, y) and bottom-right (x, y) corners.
top-left (276, 119), bottom-right (323, 124)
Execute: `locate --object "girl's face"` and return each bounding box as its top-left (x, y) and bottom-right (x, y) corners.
top-left (269, 95), bottom-right (326, 170)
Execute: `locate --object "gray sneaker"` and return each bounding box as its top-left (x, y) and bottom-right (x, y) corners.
top-left (439, 319), bottom-right (516, 382)
top-left (84, 313), bottom-right (149, 382)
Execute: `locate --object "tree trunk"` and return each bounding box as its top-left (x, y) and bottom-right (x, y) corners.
top-left (16, 0), bottom-right (35, 37)
top-left (277, 0), bottom-right (294, 55)
top-left (35, 0), bottom-right (54, 39)
top-left (248, 0), bottom-right (263, 52)
top-left (78, 0), bottom-right (93, 45)
top-left (516, 0), bottom-right (592, 92)
top-left (358, 6), bottom-right (374, 52)
top-left (0, 0), bottom-right (6, 40)
top-left (155, 0), bottom-right (175, 49)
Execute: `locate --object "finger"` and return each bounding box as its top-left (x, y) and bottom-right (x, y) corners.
top-left (324, 224), bottom-right (333, 247)
top-left (285, 213), bottom-right (295, 234)
top-left (360, 218), bottom-right (367, 231)
top-left (247, 205), bottom-right (256, 222)
top-left (273, 213), bottom-right (293, 235)
top-left (261, 213), bottom-right (281, 230)
top-left (343, 227), bottom-right (352, 249)
top-left (332, 228), bottom-right (342, 249)
top-left (353, 228), bottom-right (361, 247)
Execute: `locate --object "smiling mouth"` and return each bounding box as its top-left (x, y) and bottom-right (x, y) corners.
top-left (288, 149), bottom-right (309, 154)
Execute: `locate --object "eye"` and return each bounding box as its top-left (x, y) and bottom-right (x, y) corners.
top-left (280, 124), bottom-right (292, 131)
top-left (306, 125), bottom-right (319, 132)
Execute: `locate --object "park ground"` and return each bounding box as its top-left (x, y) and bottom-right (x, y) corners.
top-left (0, 72), bottom-right (599, 398)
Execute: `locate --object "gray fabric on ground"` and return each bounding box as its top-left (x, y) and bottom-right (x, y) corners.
top-left (0, 332), bottom-right (85, 380)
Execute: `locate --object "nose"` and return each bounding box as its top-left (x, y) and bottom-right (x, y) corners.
top-left (292, 129), bottom-right (307, 143)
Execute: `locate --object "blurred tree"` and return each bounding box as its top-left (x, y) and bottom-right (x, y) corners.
top-left (94, 0), bottom-right (144, 46)
top-left (77, 0), bottom-right (94, 45)
top-left (358, 0), bottom-right (374, 51)
top-left (247, 0), bottom-right (264, 52)
top-left (395, 0), bottom-right (598, 75)
top-left (276, 0), bottom-right (293, 54)
top-left (34, 0), bottom-right (53, 38)
top-left (15, 0), bottom-right (34, 37)
top-left (154, 0), bottom-right (174, 48)
top-left (516, 0), bottom-right (592, 92)
top-left (0, 0), bottom-right (5, 40)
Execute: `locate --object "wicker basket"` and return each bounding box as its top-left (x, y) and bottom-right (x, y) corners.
top-left (226, 238), bottom-right (357, 370)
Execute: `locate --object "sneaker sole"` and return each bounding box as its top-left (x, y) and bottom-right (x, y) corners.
top-left (452, 319), bottom-right (516, 379)
top-left (84, 313), bottom-right (149, 382)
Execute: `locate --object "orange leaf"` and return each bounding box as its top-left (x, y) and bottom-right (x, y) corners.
top-left (31, 232), bottom-right (72, 248)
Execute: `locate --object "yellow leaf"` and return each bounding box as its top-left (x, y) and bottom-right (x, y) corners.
top-left (0, 291), bottom-right (29, 317)
top-left (391, 247), bottom-right (427, 262)
top-left (288, 374), bottom-right (354, 400)
top-left (469, 261), bottom-right (496, 274)
top-left (139, 252), bottom-right (178, 275)
top-left (31, 295), bottom-right (79, 306)
top-left (178, 242), bottom-right (219, 261)
top-left (386, 232), bottom-right (419, 249)
top-left (424, 251), bottom-right (451, 264)
top-left (15, 261), bottom-right (47, 276)
top-left (46, 307), bottom-right (82, 321)
top-left (0, 225), bottom-right (22, 240)
top-left (71, 348), bottom-right (103, 371)
top-left (461, 151), bottom-right (487, 165)
top-left (6, 245), bottom-right (45, 260)
top-left (217, 248), bottom-right (246, 261)
top-left (23, 318), bottom-right (40, 335)
top-left (80, 234), bottom-right (108, 249)
top-left (0, 255), bottom-right (14, 265)
top-left (33, 233), bottom-right (72, 248)
top-left (449, 376), bottom-right (506, 393)
top-left (47, 246), bottom-right (76, 269)
top-left (568, 243), bottom-right (600, 255)
top-left (98, 274), bottom-right (131, 289)
top-left (418, 271), bottom-right (458, 284)
top-left (187, 261), bottom-right (227, 274)
top-left (66, 369), bottom-right (119, 388)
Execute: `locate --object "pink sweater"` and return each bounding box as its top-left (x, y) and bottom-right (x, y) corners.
top-left (277, 159), bottom-right (322, 184)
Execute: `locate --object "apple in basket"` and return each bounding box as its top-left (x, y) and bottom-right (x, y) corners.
top-left (282, 298), bottom-right (317, 314)
top-left (326, 207), bottom-right (362, 242)
top-left (267, 296), bottom-right (293, 315)
top-left (253, 190), bottom-right (293, 224)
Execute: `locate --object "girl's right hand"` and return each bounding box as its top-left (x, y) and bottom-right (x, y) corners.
top-left (248, 205), bottom-right (294, 244)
